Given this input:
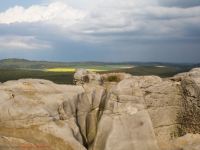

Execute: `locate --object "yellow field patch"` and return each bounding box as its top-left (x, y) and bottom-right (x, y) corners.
top-left (45, 68), bottom-right (75, 72)
top-left (87, 69), bottom-right (107, 72)
top-left (44, 68), bottom-right (107, 72)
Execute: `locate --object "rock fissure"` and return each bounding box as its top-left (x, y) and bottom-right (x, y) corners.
top-left (154, 123), bottom-right (182, 129)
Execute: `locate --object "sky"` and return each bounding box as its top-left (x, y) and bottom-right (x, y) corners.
top-left (0, 0), bottom-right (200, 63)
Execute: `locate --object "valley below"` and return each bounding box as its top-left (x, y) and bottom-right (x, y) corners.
top-left (0, 58), bottom-right (198, 85)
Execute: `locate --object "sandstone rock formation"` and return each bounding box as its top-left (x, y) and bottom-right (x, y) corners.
top-left (0, 136), bottom-right (35, 150)
top-left (0, 68), bottom-right (200, 150)
top-left (173, 68), bottom-right (200, 136)
top-left (0, 79), bottom-right (87, 150)
top-left (92, 77), bottom-right (160, 150)
top-left (159, 134), bottom-right (200, 150)
top-left (74, 68), bottom-right (103, 85)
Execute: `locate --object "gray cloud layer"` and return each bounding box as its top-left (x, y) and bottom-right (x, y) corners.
top-left (158, 0), bottom-right (200, 8)
top-left (0, 0), bottom-right (200, 62)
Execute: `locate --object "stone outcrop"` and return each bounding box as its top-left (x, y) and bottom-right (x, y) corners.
top-left (139, 76), bottom-right (183, 142)
top-left (173, 68), bottom-right (200, 135)
top-left (0, 79), bottom-right (87, 150)
top-left (74, 68), bottom-right (103, 85)
top-left (0, 78), bottom-right (106, 150)
top-left (92, 78), bottom-right (160, 150)
top-left (0, 68), bottom-right (200, 150)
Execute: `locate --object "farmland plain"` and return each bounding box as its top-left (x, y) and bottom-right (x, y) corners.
top-left (44, 65), bottom-right (135, 72)
top-left (0, 58), bottom-right (198, 84)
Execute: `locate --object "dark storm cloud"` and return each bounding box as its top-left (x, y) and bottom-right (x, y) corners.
top-left (157, 0), bottom-right (200, 8)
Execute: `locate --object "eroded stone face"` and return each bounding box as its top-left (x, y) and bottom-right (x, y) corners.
top-left (179, 78), bottom-right (200, 135)
top-left (0, 79), bottom-right (87, 150)
top-left (92, 78), bottom-right (160, 150)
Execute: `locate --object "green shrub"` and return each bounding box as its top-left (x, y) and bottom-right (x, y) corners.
top-left (107, 75), bottom-right (119, 82)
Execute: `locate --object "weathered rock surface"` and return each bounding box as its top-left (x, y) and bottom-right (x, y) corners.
top-left (0, 79), bottom-right (88, 150)
top-left (139, 76), bottom-right (183, 142)
top-left (0, 136), bottom-right (35, 150)
top-left (159, 134), bottom-right (200, 150)
top-left (74, 68), bottom-right (103, 85)
top-left (0, 68), bottom-right (200, 150)
top-left (92, 78), bottom-right (160, 150)
top-left (173, 68), bottom-right (200, 136)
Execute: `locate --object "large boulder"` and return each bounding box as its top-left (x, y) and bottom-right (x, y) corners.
top-left (172, 68), bottom-right (200, 136)
top-left (0, 78), bottom-right (106, 150)
top-left (139, 76), bottom-right (183, 142)
top-left (0, 79), bottom-right (87, 150)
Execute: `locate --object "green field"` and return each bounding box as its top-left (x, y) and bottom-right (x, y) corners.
top-left (0, 66), bottom-right (193, 85)
top-left (0, 65), bottom-right (134, 84)
top-left (0, 68), bottom-right (74, 85)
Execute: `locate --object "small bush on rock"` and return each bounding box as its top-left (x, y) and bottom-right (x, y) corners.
top-left (108, 75), bottom-right (119, 82)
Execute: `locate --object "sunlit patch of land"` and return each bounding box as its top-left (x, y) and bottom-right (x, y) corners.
top-left (44, 68), bottom-right (107, 72)
top-left (87, 69), bottom-right (107, 72)
top-left (155, 66), bottom-right (166, 68)
top-left (118, 66), bottom-right (134, 69)
top-left (44, 65), bottom-right (135, 72)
